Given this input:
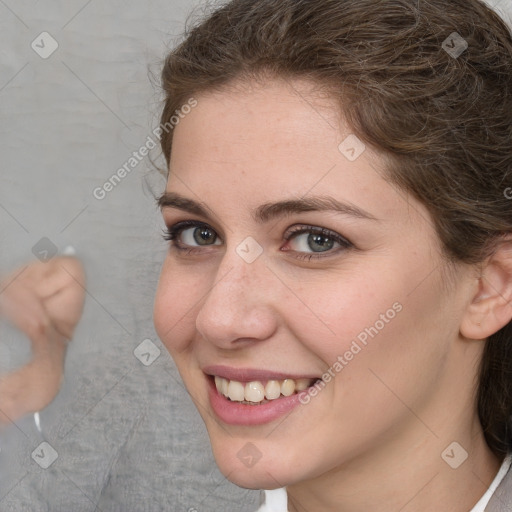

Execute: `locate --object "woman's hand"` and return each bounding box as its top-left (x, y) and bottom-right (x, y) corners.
top-left (0, 256), bottom-right (85, 425)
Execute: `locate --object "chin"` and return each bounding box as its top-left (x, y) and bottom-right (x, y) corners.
top-left (208, 437), bottom-right (302, 490)
top-left (215, 455), bottom-right (290, 490)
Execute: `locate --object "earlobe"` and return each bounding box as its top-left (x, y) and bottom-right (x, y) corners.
top-left (460, 238), bottom-right (512, 340)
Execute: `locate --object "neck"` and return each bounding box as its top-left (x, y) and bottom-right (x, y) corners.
top-left (286, 417), bottom-right (502, 512)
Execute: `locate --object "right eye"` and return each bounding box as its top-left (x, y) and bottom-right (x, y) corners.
top-left (163, 221), bottom-right (222, 251)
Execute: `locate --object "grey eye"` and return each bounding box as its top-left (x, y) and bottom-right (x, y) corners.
top-left (181, 226), bottom-right (221, 246)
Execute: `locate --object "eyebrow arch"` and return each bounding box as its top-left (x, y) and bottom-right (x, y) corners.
top-left (158, 192), bottom-right (378, 223)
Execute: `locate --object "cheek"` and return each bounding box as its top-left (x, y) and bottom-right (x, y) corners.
top-left (290, 271), bottom-right (404, 363)
top-left (153, 259), bottom-right (200, 353)
top-left (318, 270), bottom-right (451, 414)
top-left (293, 265), bottom-right (449, 398)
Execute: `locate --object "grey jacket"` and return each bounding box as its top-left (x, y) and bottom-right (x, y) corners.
top-left (487, 461), bottom-right (512, 511)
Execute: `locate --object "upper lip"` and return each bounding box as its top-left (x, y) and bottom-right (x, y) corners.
top-left (203, 365), bottom-right (320, 382)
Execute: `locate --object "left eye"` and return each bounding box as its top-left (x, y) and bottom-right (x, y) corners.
top-left (289, 233), bottom-right (337, 252)
top-left (285, 227), bottom-right (351, 254)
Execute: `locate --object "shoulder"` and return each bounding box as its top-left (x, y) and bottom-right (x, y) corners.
top-left (486, 454), bottom-right (512, 511)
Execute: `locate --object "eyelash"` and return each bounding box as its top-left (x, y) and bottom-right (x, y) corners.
top-left (162, 220), bottom-right (353, 260)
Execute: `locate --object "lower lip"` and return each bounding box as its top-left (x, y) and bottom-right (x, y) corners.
top-left (207, 377), bottom-right (304, 426)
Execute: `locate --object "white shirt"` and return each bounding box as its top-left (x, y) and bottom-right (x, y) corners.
top-left (470, 453), bottom-right (512, 512)
top-left (257, 454), bottom-right (512, 512)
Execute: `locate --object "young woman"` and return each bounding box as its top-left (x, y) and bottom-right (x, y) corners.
top-left (153, 0), bottom-right (512, 510)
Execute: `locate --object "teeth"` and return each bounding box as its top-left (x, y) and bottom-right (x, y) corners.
top-left (214, 376), bottom-right (316, 403)
top-left (221, 378), bottom-right (229, 396)
top-left (228, 380), bottom-right (245, 401)
top-left (295, 378), bottom-right (311, 391)
top-left (265, 380), bottom-right (281, 400)
top-left (245, 381), bottom-right (265, 402)
top-left (281, 379), bottom-right (295, 396)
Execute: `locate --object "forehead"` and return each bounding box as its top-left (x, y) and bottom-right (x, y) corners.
top-left (166, 78), bottom-right (428, 228)
top-left (171, 77), bottom-right (344, 164)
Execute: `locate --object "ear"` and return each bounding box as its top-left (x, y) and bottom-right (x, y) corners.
top-left (460, 237), bottom-right (512, 340)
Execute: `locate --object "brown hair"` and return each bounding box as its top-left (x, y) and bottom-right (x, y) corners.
top-left (159, 0), bottom-right (512, 457)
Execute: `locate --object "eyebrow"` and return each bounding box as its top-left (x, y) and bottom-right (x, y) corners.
top-left (158, 192), bottom-right (378, 223)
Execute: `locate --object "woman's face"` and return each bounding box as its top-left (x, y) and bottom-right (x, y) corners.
top-left (154, 78), bottom-right (477, 489)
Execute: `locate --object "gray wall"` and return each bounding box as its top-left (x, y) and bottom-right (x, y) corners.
top-left (0, 1), bottom-right (259, 510)
top-left (0, 0), bottom-right (511, 511)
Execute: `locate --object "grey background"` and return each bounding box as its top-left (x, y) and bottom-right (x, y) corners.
top-left (0, 0), bottom-right (259, 510)
top-left (0, 0), bottom-right (510, 511)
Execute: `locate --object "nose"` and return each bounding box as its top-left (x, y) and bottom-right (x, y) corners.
top-left (194, 249), bottom-right (278, 349)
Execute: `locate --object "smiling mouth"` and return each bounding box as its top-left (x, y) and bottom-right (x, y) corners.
top-left (213, 376), bottom-right (319, 405)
